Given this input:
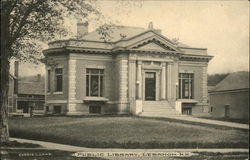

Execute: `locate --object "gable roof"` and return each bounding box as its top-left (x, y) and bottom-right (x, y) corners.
top-left (18, 81), bottom-right (45, 95)
top-left (212, 71), bottom-right (249, 92)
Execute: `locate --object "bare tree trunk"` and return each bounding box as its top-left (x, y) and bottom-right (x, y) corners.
top-left (0, 59), bottom-right (10, 144)
top-left (1, 0), bottom-right (11, 144)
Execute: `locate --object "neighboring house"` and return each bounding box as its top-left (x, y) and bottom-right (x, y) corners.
top-left (8, 61), bottom-right (45, 116)
top-left (209, 71), bottom-right (249, 119)
top-left (43, 22), bottom-right (213, 117)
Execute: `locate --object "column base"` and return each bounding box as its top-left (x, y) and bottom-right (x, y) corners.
top-left (135, 100), bottom-right (143, 115)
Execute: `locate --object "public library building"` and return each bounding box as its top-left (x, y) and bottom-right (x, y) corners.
top-left (43, 23), bottom-right (213, 117)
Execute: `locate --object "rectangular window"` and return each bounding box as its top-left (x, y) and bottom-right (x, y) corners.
top-left (89, 106), bottom-right (101, 114)
top-left (47, 70), bottom-right (51, 92)
top-left (179, 73), bottom-right (194, 99)
top-left (55, 68), bottom-right (63, 92)
top-left (86, 69), bottom-right (104, 97)
top-left (54, 106), bottom-right (62, 114)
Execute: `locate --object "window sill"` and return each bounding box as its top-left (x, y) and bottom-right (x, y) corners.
top-left (83, 97), bottom-right (109, 103)
top-left (53, 92), bottom-right (63, 95)
top-left (177, 99), bottom-right (198, 103)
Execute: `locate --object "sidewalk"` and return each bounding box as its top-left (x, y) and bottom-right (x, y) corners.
top-left (9, 138), bottom-right (249, 153)
top-left (141, 115), bottom-right (249, 129)
top-left (168, 116), bottom-right (249, 129)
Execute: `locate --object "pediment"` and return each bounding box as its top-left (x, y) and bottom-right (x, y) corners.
top-left (134, 42), bottom-right (169, 51)
top-left (125, 32), bottom-right (181, 52)
top-left (131, 38), bottom-right (177, 52)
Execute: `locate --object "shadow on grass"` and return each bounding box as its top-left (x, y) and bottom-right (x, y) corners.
top-left (1, 140), bottom-right (41, 148)
top-left (10, 129), bottom-right (248, 149)
top-left (135, 116), bottom-right (249, 131)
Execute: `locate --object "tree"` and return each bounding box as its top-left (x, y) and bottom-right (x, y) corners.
top-left (0, 0), bottom-right (106, 144)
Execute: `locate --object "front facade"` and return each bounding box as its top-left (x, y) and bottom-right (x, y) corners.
top-left (44, 23), bottom-right (213, 117)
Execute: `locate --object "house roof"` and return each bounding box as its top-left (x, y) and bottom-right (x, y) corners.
top-left (82, 26), bottom-right (146, 42)
top-left (211, 71), bottom-right (249, 92)
top-left (82, 26), bottom-right (191, 48)
top-left (45, 25), bottom-right (212, 61)
top-left (18, 81), bottom-right (45, 95)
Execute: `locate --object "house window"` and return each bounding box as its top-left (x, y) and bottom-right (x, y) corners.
top-left (47, 70), bottom-right (51, 92)
top-left (86, 69), bottom-right (104, 97)
top-left (55, 68), bottom-right (63, 92)
top-left (179, 73), bottom-right (194, 99)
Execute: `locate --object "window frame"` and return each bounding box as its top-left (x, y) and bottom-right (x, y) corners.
top-left (86, 68), bottom-right (104, 97)
top-left (47, 69), bottom-right (51, 92)
top-left (55, 68), bottom-right (63, 92)
top-left (178, 73), bottom-right (194, 99)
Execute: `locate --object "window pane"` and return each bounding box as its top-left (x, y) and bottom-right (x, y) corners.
top-left (179, 73), bottom-right (194, 99)
top-left (47, 70), bottom-right (51, 91)
top-left (56, 75), bottom-right (62, 91)
top-left (91, 69), bottom-right (100, 74)
top-left (90, 75), bottom-right (99, 96)
top-left (100, 76), bottom-right (103, 97)
top-left (55, 68), bottom-right (62, 74)
top-left (86, 75), bottom-right (89, 96)
top-left (86, 69), bottom-right (104, 97)
top-left (179, 79), bottom-right (181, 98)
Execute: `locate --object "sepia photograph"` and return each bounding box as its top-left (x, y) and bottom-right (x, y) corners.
top-left (1, 0), bottom-right (249, 159)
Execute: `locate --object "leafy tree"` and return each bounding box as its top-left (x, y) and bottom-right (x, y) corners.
top-left (0, 0), bottom-right (108, 144)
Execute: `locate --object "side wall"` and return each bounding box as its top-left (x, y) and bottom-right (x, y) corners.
top-left (73, 53), bottom-right (117, 114)
top-left (210, 90), bottom-right (249, 119)
top-left (179, 61), bottom-right (209, 116)
top-left (46, 54), bottom-right (69, 114)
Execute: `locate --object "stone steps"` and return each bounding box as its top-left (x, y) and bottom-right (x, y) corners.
top-left (140, 101), bottom-right (182, 117)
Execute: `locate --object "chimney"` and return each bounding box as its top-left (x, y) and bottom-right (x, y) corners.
top-left (77, 22), bottom-right (88, 39)
top-left (14, 61), bottom-right (19, 94)
top-left (148, 22), bottom-right (153, 30)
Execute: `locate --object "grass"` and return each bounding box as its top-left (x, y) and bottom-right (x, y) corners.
top-left (197, 117), bottom-right (249, 124)
top-left (9, 116), bottom-right (249, 149)
top-left (1, 140), bottom-right (41, 148)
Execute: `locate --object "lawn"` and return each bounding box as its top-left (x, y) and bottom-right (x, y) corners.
top-left (8, 116), bottom-right (249, 149)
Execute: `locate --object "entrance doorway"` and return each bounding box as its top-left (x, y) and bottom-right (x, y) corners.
top-left (145, 72), bottom-right (156, 101)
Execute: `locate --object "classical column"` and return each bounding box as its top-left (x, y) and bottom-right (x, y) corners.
top-left (161, 62), bottom-right (166, 100)
top-left (137, 61), bottom-right (142, 99)
top-left (167, 62), bottom-right (172, 100)
top-left (67, 57), bottom-right (77, 115)
top-left (128, 60), bottom-right (136, 100)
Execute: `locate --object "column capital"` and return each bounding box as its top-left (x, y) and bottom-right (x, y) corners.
top-left (161, 62), bottom-right (166, 67)
top-left (168, 62), bottom-right (174, 65)
top-left (129, 60), bottom-right (136, 63)
top-left (137, 61), bottom-right (142, 65)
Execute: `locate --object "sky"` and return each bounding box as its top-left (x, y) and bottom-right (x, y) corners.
top-left (14, 0), bottom-right (249, 76)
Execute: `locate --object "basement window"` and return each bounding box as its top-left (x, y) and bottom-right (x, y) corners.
top-left (53, 106), bottom-right (61, 114)
top-left (89, 106), bottom-right (101, 114)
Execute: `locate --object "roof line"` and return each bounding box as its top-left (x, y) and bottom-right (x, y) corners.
top-left (178, 46), bottom-right (207, 50)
